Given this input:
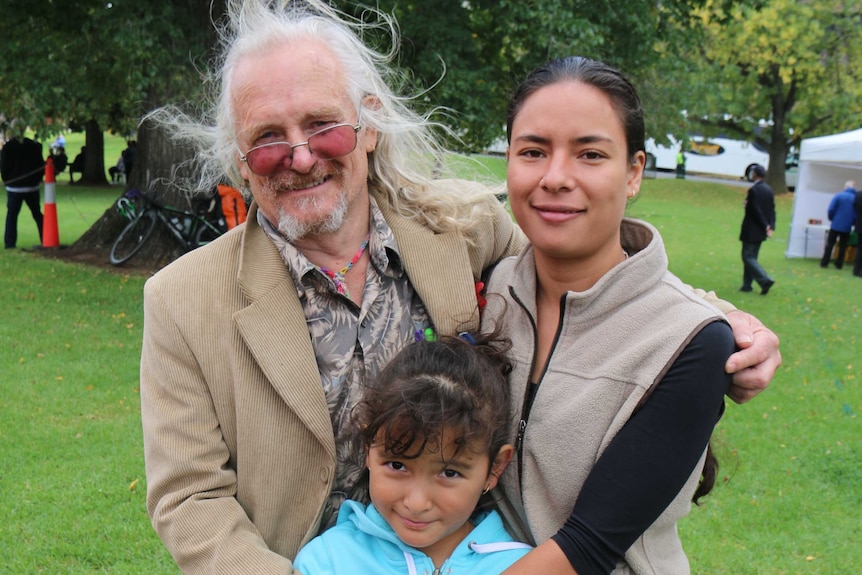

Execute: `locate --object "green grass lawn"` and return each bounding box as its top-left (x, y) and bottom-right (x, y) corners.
top-left (628, 178), bottom-right (859, 574)
top-left (1, 163), bottom-right (858, 573)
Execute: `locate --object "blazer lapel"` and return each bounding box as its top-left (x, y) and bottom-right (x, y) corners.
top-left (234, 207), bottom-right (335, 457)
top-left (380, 200), bottom-right (480, 335)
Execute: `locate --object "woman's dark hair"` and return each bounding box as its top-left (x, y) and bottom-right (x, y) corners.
top-left (505, 55), bottom-right (646, 163)
top-left (356, 331), bottom-right (512, 469)
top-left (693, 444), bottom-right (718, 505)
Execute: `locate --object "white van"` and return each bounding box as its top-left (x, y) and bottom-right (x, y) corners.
top-left (646, 136), bottom-right (770, 181)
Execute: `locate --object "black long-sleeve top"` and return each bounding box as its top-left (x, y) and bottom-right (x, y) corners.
top-left (551, 321), bottom-right (734, 574)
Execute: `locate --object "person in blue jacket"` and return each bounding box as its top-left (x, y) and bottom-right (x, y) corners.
top-left (294, 332), bottom-right (532, 575)
top-left (820, 180), bottom-right (857, 270)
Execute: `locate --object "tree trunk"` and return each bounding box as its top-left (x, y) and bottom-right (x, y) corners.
top-left (765, 131), bottom-right (789, 195)
top-left (70, 116), bottom-right (206, 271)
top-left (764, 69), bottom-right (794, 195)
top-left (79, 119), bottom-right (109, 186)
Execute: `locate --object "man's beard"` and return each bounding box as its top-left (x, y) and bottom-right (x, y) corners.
top-left (264, 172), bottom-right (354, 243)
top-left (274, 188), bottom-right (349, 243)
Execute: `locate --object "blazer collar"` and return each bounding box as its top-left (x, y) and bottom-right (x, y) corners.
top-left (374, 191), bottom-right (480, 335)
top-left (234, 203), bottom-right (334, 456)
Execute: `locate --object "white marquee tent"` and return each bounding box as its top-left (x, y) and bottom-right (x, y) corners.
top-left (786, 128), bottom-right (862, 258)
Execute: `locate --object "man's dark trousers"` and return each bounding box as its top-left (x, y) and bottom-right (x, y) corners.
top-left (820, 229), bottom-right (850, 269)
top-left (742, 241), bottom-right (770, 290)
top-left (5, 190), bottom-right (44, 248)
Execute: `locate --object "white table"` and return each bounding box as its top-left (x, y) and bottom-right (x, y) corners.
top-left (804, 224), bottom-right (831, 259)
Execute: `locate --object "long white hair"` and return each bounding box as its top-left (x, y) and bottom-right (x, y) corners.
top-left (147, 0), bottom-right (499, 235)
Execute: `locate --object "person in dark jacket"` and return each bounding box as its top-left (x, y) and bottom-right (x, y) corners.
top-left (739, 165), bottom-right (776, 294)
top-left (50, 146), bottom-right (68, 174)
top-left (820, 181), bottom-right (857, 270)
top-left (1, 135), bottom-right (44, 248)
top-left (121, 141), bottom-right (136, 180)
top-left (69, 146), bottom-right (86, 183)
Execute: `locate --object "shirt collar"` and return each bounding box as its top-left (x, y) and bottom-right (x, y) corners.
top-left (258, 195), bottom-right (405, 298)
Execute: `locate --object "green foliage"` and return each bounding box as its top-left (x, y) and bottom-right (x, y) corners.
top-left (339, 0), bottom-right (713, 152)
top-left (0, 0), bottom-right (216, 139)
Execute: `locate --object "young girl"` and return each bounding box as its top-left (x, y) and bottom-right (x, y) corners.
top-left (294, 333), bottom-right (532, 575)
top-left (484, 56), bottom-right (736, 574)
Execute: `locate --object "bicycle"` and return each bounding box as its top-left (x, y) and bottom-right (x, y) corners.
top-left (109, 188), bottom-right (226, 265)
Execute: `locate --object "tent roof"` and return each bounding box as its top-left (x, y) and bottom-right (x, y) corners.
top-left (799, 128), bottom-right (862, 165)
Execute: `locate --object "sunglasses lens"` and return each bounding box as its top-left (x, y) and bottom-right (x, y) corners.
top-left (308, 124), bottom-right (358, 160)
top-left (243, 124), bottom-right (358, 176)
top-left (245, 143), bottom-right (291, 176)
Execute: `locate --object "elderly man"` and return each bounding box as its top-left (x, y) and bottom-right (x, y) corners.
top-left (140, 1), bottom-right (781, 573)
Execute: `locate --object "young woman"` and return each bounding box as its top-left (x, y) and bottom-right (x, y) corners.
top-left (294, 333), bottom-right (531, 574)
top-left (483, 56), bottom-right (735, 575)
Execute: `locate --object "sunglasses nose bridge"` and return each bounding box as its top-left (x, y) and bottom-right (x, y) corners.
top-left (287, 139), bottom-right (316, 169)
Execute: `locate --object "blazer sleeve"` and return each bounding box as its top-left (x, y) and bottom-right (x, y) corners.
top-left (140, 276), bottom-right (296, 575)
top-left (465, 194), bottom-right (527, 278)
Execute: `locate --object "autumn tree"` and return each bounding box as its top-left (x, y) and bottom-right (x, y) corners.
top-left (680, 0), bottom-right (862, 192)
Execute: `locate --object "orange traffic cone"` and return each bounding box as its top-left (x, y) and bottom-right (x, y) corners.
top-left (42, 157), bottom-right (60, 248)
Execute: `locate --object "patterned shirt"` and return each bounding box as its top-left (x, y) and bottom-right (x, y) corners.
top-left (259, 197), bottom-right (432, 530)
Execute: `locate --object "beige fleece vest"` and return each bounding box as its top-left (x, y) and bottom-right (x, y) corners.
top-left (485, 219), bottom-right (727, 574)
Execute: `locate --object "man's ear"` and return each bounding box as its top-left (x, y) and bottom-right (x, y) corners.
top-left (360, 95), bottom-right (380, 153)
top-left (485, 444), bottom-right (514, 491)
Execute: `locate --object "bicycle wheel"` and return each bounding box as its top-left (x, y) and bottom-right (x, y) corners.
top-left (192, 219), bottom-right (223, 248)
top-left (110, 210), bottom-right (158, 265)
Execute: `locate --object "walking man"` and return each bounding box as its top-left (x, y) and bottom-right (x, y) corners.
top-left (820, 181), bottom-right (857, 270)
top-left (739, 165), bottom-right (775, 294)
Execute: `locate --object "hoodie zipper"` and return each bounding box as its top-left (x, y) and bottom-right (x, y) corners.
top-left (510, 286), bottom-right (568, 483)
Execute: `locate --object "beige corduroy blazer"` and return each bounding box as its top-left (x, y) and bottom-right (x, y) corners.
top-left (140, 190), bottom-right (524, 574)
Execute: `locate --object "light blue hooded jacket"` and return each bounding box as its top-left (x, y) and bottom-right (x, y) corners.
top-left (294, 501), bottom-right (531, 575)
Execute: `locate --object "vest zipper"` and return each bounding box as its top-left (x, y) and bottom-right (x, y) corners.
top-left (510, 286), bottom-right (568, 483)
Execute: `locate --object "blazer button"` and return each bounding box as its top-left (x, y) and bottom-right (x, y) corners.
top-left (320, 467), bottom-right (330, 483)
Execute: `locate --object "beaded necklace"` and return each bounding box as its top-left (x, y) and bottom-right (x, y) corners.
top-left (318, 234), bottom-right (370, 298)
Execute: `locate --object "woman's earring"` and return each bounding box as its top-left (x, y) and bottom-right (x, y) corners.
top-left (482, 485), bottom-right (491, 495)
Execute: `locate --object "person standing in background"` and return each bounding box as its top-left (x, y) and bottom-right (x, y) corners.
top-left (1, 132), bottom-right (44, 249)
top-left (675, 147), bottom-right (686, 179)
top-left (739, 165), bottom-right (775, 294)
top-left (121, 141), bottom-right (136, 181)
top-left (820, 181), bottom-right (857, 270)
